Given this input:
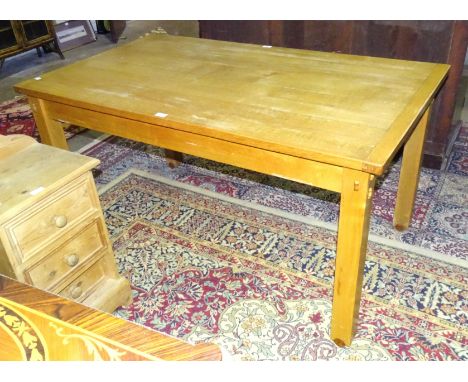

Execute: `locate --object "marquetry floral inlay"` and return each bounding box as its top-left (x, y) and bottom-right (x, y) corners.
top-left (49, 322), bottom-right (127, 360)
top-left (0, 301), bottom-right (46, 361)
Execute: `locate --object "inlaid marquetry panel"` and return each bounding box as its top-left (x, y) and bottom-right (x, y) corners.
top-left (0, 275), bottom-right (222, 361)
top-left (0, 297), bottom-right (157, 360)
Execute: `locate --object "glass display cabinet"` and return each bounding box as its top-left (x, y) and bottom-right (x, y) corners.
top-left (0, 20), bottom-right (64, 70)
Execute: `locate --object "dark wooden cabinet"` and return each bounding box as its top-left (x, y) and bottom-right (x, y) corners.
top-left (0, 21), bottom-right (23, 56)
top-left (0, 21), bottom-right (64, 68)
top-left (110, 21), bottom-right (127, 43)
top-left (199, 21), bottom-right (468, 169)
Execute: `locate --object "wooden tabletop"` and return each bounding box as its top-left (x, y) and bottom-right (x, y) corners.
top-left (14, 33), bottom-right (449, 174)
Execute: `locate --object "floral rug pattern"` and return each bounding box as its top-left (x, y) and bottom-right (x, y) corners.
top-left (83, 125), bottom-right (468, 263)
top-left (0, 96), bottom-right (85, 140)
top-left (101, 171), bottom-right (468, 361)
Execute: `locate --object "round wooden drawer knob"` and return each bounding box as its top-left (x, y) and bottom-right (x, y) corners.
top-left (70, 286), bottom-right (82, 299)
top-left (53, 215), bottom-right (68, 228)
top-left (65, 254), bottom-right (79, 267)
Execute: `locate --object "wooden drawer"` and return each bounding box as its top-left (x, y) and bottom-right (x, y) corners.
top-left (23, 220), bottom-right (106, 291)
top-left (4, 174), bottom-right (96, 262)
top-left (59, 258), bottom-right (107, 302)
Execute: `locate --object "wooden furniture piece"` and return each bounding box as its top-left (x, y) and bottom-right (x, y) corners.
top-left (14, 33), bottom-right (449, 346)
top-left (0, 20), bottom-right (64, 70)
top-left (0, 135), bottom-right (131, 313)
top-left (94, 21), bottom-right (127, 43)
top-left (199, 20), bottom-right (468, 169)
top-left (0, 274), bottom-right (222, 360)
top-left (110, 21), bottom-right (127, 43)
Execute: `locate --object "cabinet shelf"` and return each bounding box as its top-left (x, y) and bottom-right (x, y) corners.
top-left (0, 20), bottom-right (64, 62)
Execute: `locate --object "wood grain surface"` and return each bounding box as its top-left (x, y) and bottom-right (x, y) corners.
top-left (0, 135), bottom-right (97, 219)
top-left (0, 274), bottom-right (222, 360)
top-left (199, 21), bottom-right (468, 169)
top-left (14, 33), bottom-right (449, 174)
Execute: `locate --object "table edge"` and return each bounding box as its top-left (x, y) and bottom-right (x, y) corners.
top-left (14, 85), bottom-right (370, 171)
top-left (364, 63), bottom-right (450, 174)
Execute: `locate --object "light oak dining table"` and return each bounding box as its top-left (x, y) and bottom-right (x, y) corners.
top-left (14, 32), bottom-right (449, 347)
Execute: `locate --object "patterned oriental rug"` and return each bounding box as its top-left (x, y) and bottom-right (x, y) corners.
top-left (101, 170), bottom-right (468, 361)
top-left (0, 96), bottom-right (84, 140)
top-left (81, 128), bottom-right (468, 266)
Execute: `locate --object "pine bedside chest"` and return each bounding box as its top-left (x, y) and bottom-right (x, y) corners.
top-left (0, 134), bottom-right (131, 313)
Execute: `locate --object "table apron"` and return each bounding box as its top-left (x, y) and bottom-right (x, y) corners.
top-left (43, 99), bottom-right (344, 193)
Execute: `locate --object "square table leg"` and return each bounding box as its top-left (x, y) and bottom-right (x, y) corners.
top-left (330, 168), bottom-right (375, 347)
top-left (27, 97), bottom-right (69, 150)
top-left (164, 149), bottom-right (184, 169)
top-left (393, 106), bottom-right (431, 231)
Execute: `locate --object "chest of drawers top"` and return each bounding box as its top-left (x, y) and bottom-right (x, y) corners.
top-left (0, 134), bottom-right (99, 222)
